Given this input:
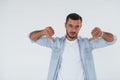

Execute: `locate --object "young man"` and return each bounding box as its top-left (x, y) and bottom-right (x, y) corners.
top-left (29, 13), bottom-right (117, 80)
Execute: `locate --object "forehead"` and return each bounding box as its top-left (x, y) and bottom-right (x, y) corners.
top-left (67, 18), bottom-right (82, 25)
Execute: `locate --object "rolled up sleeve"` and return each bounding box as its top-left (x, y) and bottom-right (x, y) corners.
top-left (35, 36), bottom-right (54, 48)
top-left (90, 35), bottom-right (117, 49)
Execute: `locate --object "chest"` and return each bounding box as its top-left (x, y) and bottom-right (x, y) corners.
top-left (62, 41), bottom-right (80, 62)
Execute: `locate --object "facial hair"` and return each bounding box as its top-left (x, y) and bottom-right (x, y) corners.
top-left (66, 31), bottom-right (78, 40)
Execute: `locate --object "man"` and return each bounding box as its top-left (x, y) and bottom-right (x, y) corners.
top-left (29, 13), bottom-right (117, 80)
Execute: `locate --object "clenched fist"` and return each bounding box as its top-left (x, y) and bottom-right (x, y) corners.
top-left (43, 26), bottom-right (55, 42)
top-left (89, 27), bottom-right (103, 41)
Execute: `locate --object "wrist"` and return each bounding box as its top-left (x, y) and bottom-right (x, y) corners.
top-left (100, 31), bottom-right (104, 37)
top-left (42, 29), bottom-right (46, 35)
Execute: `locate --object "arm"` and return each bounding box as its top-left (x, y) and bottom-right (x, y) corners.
top-left (29, 26), bottom-right (55, 48)
top-left (89, 27), bottom-right (114, 42)
top-left (29, 26), bottom-right (55, 42)
top-left (102, 32), bottom-right (114, 42)
top-left (29, 30), bottom-right (45, 41)
top-left (89, 27), bottom-right (117, 49)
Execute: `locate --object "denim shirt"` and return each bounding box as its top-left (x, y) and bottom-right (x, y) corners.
top-left (35, 35), bottom-right (117, 80)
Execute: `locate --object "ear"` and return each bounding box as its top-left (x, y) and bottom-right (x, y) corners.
top-left (65, 22), bottom-right (67, 28)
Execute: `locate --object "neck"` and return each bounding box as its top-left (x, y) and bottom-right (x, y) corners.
top-left (66, 35), bottom-right (77, 41)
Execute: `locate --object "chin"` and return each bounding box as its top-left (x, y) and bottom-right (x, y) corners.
top-left (70, 36), bottom-right (77, 39)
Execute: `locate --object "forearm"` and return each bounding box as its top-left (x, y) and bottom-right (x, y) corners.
top-left (102, 32), bottom-right (114, 42)
top-left (29, 30), bottom-right (45, 41)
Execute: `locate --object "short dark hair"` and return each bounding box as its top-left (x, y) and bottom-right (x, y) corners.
top-left (66, 13), bottom-right (82, 23)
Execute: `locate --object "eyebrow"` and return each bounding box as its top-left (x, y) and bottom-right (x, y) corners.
top-left (68, 24), bottom-right (73, 26)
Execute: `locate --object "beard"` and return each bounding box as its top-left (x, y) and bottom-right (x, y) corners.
top-left (66, 31), bottom-right (78, 39)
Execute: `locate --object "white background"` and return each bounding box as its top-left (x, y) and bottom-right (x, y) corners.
top-left (0, 0), bottom-right (120, 80)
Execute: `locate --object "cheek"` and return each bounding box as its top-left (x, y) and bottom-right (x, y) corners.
top-left (76, 28), bottom-right (80, 32)
top-left (66, 27), bottom-right (72, 32)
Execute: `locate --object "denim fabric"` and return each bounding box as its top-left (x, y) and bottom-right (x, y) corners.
top-left (35, 35), bottom-right (117, 80)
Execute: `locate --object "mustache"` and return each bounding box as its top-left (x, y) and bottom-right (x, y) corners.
top-left (70, 32), bottom-right (76, 34)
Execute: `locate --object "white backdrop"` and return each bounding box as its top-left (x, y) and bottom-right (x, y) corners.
top-left (0, 0), bottom-right (120, 80)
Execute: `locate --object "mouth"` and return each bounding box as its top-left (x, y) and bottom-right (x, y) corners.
top-left (66, 31), bottom-right (78, 40)
top-left (70, 32), bottom-right (76, 36)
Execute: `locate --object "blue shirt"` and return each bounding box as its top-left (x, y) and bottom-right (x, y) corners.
top-left (35, 35), bottom-right (117, 80)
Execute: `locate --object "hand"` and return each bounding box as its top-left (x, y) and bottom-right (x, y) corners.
top-left (44, 26), bottom-right (55, 42)
top-left (89, 27), bottom-right (102, 41)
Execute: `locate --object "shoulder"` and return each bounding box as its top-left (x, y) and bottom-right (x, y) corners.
top-left (78, 36), bottom-right (89, 41)
top-left (78, 36), bottom-right (92, 47)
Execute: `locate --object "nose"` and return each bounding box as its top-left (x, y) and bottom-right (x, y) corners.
top-left (71, 27), bottom-right (76, 32)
